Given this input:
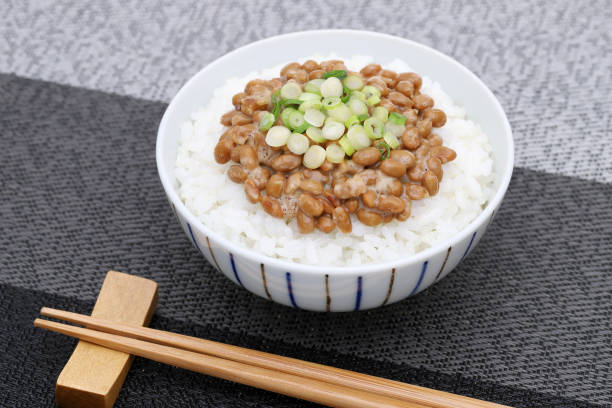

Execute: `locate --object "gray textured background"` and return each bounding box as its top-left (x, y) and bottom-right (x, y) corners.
top-left (1, 0), bottom-right (611, 406)
top-left (1, 0), bottom-right (611, 183)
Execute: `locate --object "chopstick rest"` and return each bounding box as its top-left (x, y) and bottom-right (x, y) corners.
top-left (54, 271), bottom-right (157, 408)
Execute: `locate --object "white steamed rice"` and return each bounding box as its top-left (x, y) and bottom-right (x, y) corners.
top-left (175, 55), bottom-right (495, 266)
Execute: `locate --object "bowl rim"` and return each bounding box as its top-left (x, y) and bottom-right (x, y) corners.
top-left (156, 29), bottom-right (514, 275)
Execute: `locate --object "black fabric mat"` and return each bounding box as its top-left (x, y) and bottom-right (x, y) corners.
top-left (1, 73), bottom-right (610, 406)
top-left (0, 283), bottom-right (605, 408)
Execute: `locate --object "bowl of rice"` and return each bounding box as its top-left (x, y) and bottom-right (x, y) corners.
top-left (157, 30), bottom-right (514, 312)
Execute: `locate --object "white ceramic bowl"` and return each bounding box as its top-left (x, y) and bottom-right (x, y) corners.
top-left (157, 30), bottom-right (514, 312)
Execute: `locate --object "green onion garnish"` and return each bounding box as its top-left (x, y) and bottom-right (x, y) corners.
top-left (338, 135), bottom-right (356, 156)
top-left (389, 111), bottom-right (407, 126)
top-left (280, 82), bottom-right (302, 99)
top-left (271, 90), bottom-right (282, 118)
top-left (306, 126), bottom-right (326, 143)
top-left (362, 85), bottom-right (381, 100)
top-left (373, 107), bottom-right (388, 122)
top-left (298, 92), bottom-right (321, 102)
top-left (326, 143), bottom-right (346, 163)
top-left (292, 122), bottom-right (310, 134)
top-left (288, 110), bottom-right (306, 130)
top-left (347, 98), bottom-right (368, 116)
top-left (349, 90), bottom-right (366, 102)
top-left (259, 112), bottom-right (275, 131)
top-left (304, 79), bottom-right (324, 95)
top-left (343, 75), bottom-right (364, 91)
top-left (358, 113), bottom-right (369, 122)
top-left (341, 84), bottom-right (351, 103)
top-left (322, 69), bottom-right (347, 80)
top-left (322, 96), bottom-right (341, 109)
top-left (364, 117), bottom-right (384, 140)
top-left (367, 95), bottom-right (381, 106)
top-left (345, 114), bottom-right (360, 129)
top-left (376, 140), bottom-right (391, 160)
top-left (304, 108), bottom-right (325, 127)
top-left (327, 104), bottom-right (352, 123)
top-left (298, 99), bottom-right (323, 113)
top-left (287, 132), bottom-right (310, 155)
top-left (281, 107), bottom-right (297, 128)
top-left (281, 98), bottom-right (303, 107)
top-left (347, 125), bottom-right (371, 151)
top-left (383, 131), bottom-right (400, 149)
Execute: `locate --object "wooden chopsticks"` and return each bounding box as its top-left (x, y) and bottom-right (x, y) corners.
top-left (35, 307), bottom-right (510, 408)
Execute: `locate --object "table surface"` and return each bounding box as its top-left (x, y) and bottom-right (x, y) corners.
top-left (1, 1), bottom-right (610, 407)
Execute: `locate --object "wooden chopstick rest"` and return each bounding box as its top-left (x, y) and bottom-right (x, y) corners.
top-left (54, 271), bottom-right (157, 408)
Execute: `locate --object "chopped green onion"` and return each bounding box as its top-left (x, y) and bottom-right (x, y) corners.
top-left (322, 120), bottom-right (345, 140)
top-left (304, 108), bottom-right (325, 127)
top-left (321, 69), bottom-right (347, 80)
top-left (347, 98), bottom-right (368, 116)
top-left (389, 111), bottom-right (407, 126)
top-left (384, 120), bottom-right (405, 137)
top-left (373, 107), bottom-right (388, 122)
top-left (306, 126), bottom-right (326, 143)
top-left (349, 90), bottom-right (366, 102)
top-left (376, 140), bottom-right (391, 160)
top-left (281, 98), bottom-right (303, 107)
top-left (358, 113), bottom-right (369, 121)
top-left (281, 107), bottom-right (296, 128)
top-left (271, 90), bottom-right (282, 118)
top-left (324, 117), bottom-right (340, 126)
top-left (303, 145), bottom-right (326, 169)
top-left (343, 75), bottom-right (364, 90)
top-left (340, 84), bottom-right (351, 103)
top-left (322, 96), bottom-right (342, 109)
top-left (367, 95), bottom-right (381, 106)
top-left (345, 114), bottom-right (360, 129)
top-left (362, 85), bottom-right (381, 100)
top-left (292, 122), bottom-right (310, 134)
top-left (265, 125), bottom-right (291, 147)
top-left (338, 135), bottom-right (355, 156)
top-left (347, 125), bottom-right (371, 151)
top-left (304, 79), bottom-right (324, 95)
top-left (320, 77), bottom-right (343, 98)
top-left (327, 104), bottom-right (352, 123)
top-left (383, 131), bottom-right (400, 149)
top-left (364, 117), bottom-right (385, 140)
top-left (298, 92), bottom-right (322, 102)
top-left (258, 112), bottom-right (275, 131)
top-left (280, 82), bottom-right (302, 99)
top-left (298, 99), bottom-right (323, 112)
top-left (326, 143), bottom-right (345, 163)
top-left (288, 110), bottom-right (306, 130)
top-left (287, 132), bottom-right (310, 155)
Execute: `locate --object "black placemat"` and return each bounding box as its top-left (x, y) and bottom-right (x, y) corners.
top-left (0, 73), bottom-right (610, 407)
top-left (0, 283), bottom-right (604, 408)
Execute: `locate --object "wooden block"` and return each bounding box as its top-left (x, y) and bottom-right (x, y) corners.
top-left (55, 271), bottom-right (158, 408)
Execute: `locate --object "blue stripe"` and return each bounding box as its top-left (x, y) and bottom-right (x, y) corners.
top-left (354, 276), bottom-right (363, 311)
top-left (409, 261), bottom-right (428, 296)
top-left (285, 272), bottom-right (298, 308)
top-left (187, 223), bottom-right (201, 252)
top-left (460, 232), bottom-right (477, 262)
top-left (229, 253), bottom-right (244, 287)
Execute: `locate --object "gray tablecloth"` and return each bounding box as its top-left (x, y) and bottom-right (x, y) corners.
top-left (1, 1), bottom-right (610, 407)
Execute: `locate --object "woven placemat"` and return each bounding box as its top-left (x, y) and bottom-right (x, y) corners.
top-left (0, 71), bottom-right (610, 407)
